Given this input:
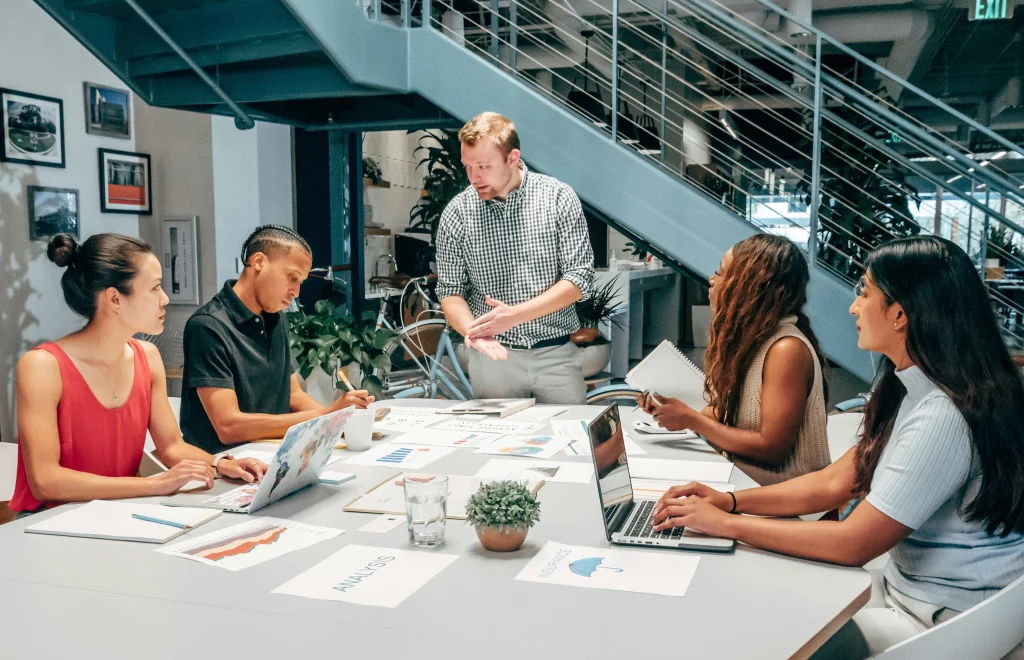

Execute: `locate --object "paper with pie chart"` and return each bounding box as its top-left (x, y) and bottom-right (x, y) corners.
top-left (515, 541), bottom-right (699, 598)
top-left (474, 434), bottom-right (572, 459)
top-left (342, 443), bottom-right (455, 469)
top-left (156, 518), bottom-right (343, 571)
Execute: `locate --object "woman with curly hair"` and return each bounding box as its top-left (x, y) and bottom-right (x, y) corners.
top-left (638, 234), bottom-right (830, 485)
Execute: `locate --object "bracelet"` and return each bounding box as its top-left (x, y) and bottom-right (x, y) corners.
top-left (728, 491), bottom-right (738, 514)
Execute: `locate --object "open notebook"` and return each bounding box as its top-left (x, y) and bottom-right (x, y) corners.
top-left (625, 340), bottom-right (708, 410)
top-left (24, 500), bottom-right (221, 544)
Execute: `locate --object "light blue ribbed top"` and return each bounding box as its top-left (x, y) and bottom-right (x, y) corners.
top-left (866, 365), bottom-right (1024, 611)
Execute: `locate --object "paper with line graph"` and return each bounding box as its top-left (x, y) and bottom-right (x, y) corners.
top-left (341, 443), bottom-right (455, 469)
top-left (156, 518), bottom-right (343, 571)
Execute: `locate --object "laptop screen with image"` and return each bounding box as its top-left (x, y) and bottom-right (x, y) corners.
top-left (588, 404), bottom-right (635, 534)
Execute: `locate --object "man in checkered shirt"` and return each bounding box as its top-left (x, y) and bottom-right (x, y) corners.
top-left (436, 112), bottom-right (595, 404)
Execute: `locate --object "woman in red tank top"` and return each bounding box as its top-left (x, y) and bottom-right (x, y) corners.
top-left (11, 233), bottom-right (266, 515)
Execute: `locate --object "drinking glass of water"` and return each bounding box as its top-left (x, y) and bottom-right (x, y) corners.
top-left (402, 475), bottom-right (448, 547)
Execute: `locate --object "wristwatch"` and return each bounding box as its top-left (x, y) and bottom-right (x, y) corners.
top-left (211, 453), bottom-right (235, 477)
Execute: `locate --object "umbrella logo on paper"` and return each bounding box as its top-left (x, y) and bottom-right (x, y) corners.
top-left (569, 557), bottom-right (624, 578)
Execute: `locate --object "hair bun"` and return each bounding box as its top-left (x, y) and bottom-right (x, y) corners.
top-left (47, 233), bottom-right (79, 268)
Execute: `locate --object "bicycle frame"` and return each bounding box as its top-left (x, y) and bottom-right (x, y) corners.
top-left (391, 326), bottom-right (473, 400)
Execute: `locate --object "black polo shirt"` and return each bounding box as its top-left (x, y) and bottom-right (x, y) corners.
top-left (180, 280), bottom-right (294, 454)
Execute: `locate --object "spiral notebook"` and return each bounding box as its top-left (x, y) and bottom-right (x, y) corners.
top-left (625, 340), bottom-right (708, 410)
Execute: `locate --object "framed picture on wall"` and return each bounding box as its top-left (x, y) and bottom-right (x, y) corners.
top-left (0, 88), bottom-right (66, 168)
top-left (98, 148), bottom-right (151, 214)
top-left (27, 186), bottom-right (79, 241)
top-left (161, 216), bottom-right (200, 305)
top-left (83, 82), bottom-right (131, 139)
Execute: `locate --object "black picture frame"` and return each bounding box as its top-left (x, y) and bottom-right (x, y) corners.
top-left (0, 88), bottom-right (66, 168)
top-left (83, 81), bottom-right (132, 139)
top-left (98, 147), bottom-right (152, 215)
top-left (28, 185), bottom-right (80, 242)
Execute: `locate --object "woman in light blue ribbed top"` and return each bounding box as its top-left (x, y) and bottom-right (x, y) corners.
top-left (651, 236), bottom-right (1024, 658)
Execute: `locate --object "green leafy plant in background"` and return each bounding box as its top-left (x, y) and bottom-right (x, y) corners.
top-left (575, 279), bottom-right (624, 332)
top-left (985, 224), bottom-right (1023, 268)
top-left (362, 156), bottom-right (383, 185)
top-left (287, 300), bottom-right (397, 398)
top-left (408, 129), bottom-right (469, 248)
top-left (623, 240), bottom-right (649, 260)
top-left (464, 480), bottom-right (541, 532)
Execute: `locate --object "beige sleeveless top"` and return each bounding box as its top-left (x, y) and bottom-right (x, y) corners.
top-left (727, 316), bottom-right (830, 486)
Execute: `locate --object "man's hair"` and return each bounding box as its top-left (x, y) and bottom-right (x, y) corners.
top-left (458, 112), bottom-right (521, 157)
top-left (240, 224), bottom-right (312, 266)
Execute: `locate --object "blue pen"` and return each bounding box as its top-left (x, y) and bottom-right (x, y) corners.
top-left (132, 513), bottom-right (191, 529)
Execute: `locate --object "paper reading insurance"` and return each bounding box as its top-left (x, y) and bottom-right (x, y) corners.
top-left (516, 541), bottom-right (699, 598)
top-left (272, 544), bottom-right (458, 608)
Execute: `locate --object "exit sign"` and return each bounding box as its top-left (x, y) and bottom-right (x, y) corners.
top-left (970, 0), bottom-right (1010, 20)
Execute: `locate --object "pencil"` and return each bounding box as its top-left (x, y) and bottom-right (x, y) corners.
top-left (132, 513), bottom-right (190, 529)
top-left (337, 368), bottom-right (355, 392)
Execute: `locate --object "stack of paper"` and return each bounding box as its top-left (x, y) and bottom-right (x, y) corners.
top-left (24, 501), bottom-right (221, 544)
top-left (626, 457), bottom-right (733, 483)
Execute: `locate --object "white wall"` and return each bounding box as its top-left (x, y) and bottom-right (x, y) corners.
top-left (0, 0), bottom-right (140, 442)
top-left (134, 104), bottom-right (217, 345)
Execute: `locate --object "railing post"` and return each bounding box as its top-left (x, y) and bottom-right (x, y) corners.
top-left (807, 35), bottom-right (823, 269)
top-left (610, 0), bottom-right (619, 143)
top-left (401, 0), bottom-right (410, 28)
top-left (373, 0), bottom-right (381, 20)
top-left (660, 14), bottom-right (667, 164)
top-left (509, 0), bottom-right (517, 73)
top-left (980, 190), bottom-right (991, 272)
top-left (490, 0), bottom-right (500, 60)
top-left (421, 0), bottom-right (430, 28)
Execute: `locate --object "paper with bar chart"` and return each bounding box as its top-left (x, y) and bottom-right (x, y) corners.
top-left (156, 518), bottom-right (343, 571)
top-left (342, 443), bottom-right (455, 469)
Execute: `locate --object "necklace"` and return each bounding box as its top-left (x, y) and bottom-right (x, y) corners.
top-left (103, 347), bottom-right (128, 403)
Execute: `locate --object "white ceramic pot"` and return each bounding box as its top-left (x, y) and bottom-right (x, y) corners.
top-left (304, 366), bottom-right (338, 406)
top-left (581, 342), bottom-right (613, 378)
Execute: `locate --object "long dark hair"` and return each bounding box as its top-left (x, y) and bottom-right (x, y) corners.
top-left (854, 236), bottom-right (1024, 536)
top-left (705, 234), bottom-right (828, 425)
top-left (47, 232), bottom-right (154, 320)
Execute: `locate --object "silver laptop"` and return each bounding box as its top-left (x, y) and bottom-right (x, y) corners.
top-left (587, 403), bottom-right (734, 552)
top-left (164, 407), bottom-right (354, 514)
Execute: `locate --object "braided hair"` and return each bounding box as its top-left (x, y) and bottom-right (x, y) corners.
top-left (239, 224), bottom-right (311, 267)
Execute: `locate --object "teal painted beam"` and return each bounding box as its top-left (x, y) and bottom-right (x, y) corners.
top-left (145, 62), bottom-right (390, 106)
top-left (281, 0), bottom-right (410, 93)
top-left (117, 0), bottom-right (302, 61)
top-left (127, 32), bottom-right (322, 77)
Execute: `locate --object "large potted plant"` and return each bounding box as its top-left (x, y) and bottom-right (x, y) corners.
top-left (465, 480), bottom-right (541, 552)
top-left (572, 279), bottom-right (623, 378)
top-left (287, 300), bottom-right (398, 402)
top-left (408, 129), bottom-right (469, 274)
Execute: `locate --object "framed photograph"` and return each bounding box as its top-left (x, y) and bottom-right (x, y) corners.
top-left (161, 216), bottom-right (200, 305)
top-left (27, 186), bottom-right (79, 242)
top-left (98, 148), bottom-right (151, 215)
top-left (83, 82), bottom-right (131, 139)
top-left (1, 88), bottom-right (65, 168)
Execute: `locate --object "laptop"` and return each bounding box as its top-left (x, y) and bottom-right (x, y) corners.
top-left (164, 407), bottom-right (354, 514)
top-left (587, 403), bottom-right (734, 552)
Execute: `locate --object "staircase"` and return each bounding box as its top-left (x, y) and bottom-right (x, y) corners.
top-left (35, 0), bottom-right (1024, 383)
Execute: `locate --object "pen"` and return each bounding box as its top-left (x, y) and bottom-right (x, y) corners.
top-left (337, 368), bottom-right (355, 392)
top-left (132, 513), bottom-right (191, 529)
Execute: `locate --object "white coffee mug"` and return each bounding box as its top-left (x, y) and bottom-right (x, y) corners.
top-left (344, 409), bottom-right (375, 451)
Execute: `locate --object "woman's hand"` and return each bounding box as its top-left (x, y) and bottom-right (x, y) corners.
top-left (217, 457), bottom-right (267, 483)
top-left (649, 396), bottom-right (697, 431)
top-left (151, 460), bottom-right (214, 495)
top-left (652, 490), bottom-right (736, 538)
top-left (654, 481), bottom-right (733, 517)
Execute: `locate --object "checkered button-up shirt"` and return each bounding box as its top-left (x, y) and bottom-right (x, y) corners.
top-left (436, 163), bottom-right (595, 347)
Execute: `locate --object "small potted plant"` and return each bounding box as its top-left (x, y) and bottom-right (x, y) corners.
top-left (572, 279), bottom-right (624, 377)
top-left (287, 301), bottom-right (397, 402)
top-left (465, 480), bottom-right (541, 552)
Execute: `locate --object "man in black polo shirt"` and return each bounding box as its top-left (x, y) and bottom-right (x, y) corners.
top-left (180, 225), bottom-right (372, 454)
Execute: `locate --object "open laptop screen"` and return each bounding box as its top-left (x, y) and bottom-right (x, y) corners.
top-left (588, 404), bottom-right (634, 535)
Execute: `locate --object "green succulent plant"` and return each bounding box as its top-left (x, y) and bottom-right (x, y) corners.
top-left (464, 480), bottom-right (541, 532)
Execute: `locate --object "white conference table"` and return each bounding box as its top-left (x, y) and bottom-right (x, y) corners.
top-left (0, 402), bottom-right (869, 659)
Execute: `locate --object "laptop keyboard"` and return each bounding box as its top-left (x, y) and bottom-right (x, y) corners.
top-left (623, 500), bottom-right (685, 541)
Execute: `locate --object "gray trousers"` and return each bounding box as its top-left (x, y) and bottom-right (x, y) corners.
top-left (468, 341), bottom-right (586, 405)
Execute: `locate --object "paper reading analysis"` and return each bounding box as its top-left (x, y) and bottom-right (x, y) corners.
top-left (333, 555), bottom-right (396, 592)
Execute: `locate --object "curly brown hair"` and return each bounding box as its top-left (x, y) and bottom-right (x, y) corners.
top-left (704, 234), bottom-right (828, 425)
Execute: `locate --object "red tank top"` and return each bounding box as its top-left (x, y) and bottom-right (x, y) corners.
top-left (10, 340), bottom-right (152, 512)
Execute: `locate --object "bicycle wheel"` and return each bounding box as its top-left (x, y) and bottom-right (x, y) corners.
top-left (379, 319), bottom-right (465, 399)
top-left (586, 384), bottom-right (642, 406)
